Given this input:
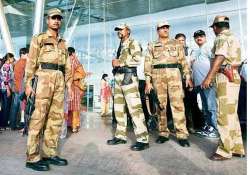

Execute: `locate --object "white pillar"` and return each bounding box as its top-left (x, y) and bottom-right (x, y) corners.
top-left (32, 0), bottom-right (45, 36)
top-left (0, 0), bottom-right (14, 53)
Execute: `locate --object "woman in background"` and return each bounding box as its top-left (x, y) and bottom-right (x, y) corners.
top-left (100, 74), bottom-right (111, 117)
top-left (0, 53), bottom-right (15, 131)
top-left (67, 47), bottom-right (86, 133)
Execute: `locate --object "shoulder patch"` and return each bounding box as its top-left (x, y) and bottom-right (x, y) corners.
top-left (152, 41), bottom-right (162, 47)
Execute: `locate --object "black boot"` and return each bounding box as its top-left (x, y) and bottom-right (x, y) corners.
top-left (107, 137), bottom-right (127, 145)
top-left (178, 139), bottom-right (190, 147)
top-left (155, 136), bottom-right (169, 144)
top-left (26, 160), bottom-right (50, 171)
top-left (43, 156), bottom-right (68, 166)
top-left (130, 142), bottom-right (149, 151)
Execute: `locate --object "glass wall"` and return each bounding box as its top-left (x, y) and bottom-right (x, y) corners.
top-left (0, 0), bottom-right (247, 111)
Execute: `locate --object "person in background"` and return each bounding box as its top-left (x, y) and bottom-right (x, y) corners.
top-left (9, 48), bottom-right (28, 130)
top-left (191, 30), bottom-right (218, 138)
top-left (137, 52), bottom-right (150, 128)
top-left (174, 33), bottom-right (198, 134)
top-left (237, 59), bottom-right (247, 137)
top-left (67, 47), bottom-right (86, 133)
top-left (100, 73), bottom-right (112, 117)
top-left (0, 53), bottom-right (15, 131)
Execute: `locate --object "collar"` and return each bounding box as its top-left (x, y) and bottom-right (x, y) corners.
top-left (122, 37), bottom-right (132, 47)
top-left (46, 30), bottom-right (63, 41)
top-left (156, 38), bottom-right (170, 46)
top-left (219, 29), bottom-right (231, 36)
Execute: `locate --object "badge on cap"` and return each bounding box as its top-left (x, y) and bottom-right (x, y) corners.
top-left (47, 8), bottom-right (63, 18)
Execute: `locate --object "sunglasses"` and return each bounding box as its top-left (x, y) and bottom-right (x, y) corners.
top-left (50, 15), bottom-right (62, 21)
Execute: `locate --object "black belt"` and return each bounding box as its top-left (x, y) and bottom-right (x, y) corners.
top-left (40, 63), bottom-right (65, 74)
top-left (115, 67), bottom-right (137, 75)
top-left (153, 64), bottom-right (181, 69)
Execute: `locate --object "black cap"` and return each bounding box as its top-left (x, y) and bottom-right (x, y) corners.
top-left (193, 30), bottom-right (206, 38)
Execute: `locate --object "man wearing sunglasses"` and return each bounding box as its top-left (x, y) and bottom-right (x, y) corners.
top-left (25, 8), bottom-right (72, 171)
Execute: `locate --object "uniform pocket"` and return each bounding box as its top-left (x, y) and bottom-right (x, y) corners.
top-left (39, 43), bottom-right (55, 62)
top-left (169, 47), bottom-right (178, 57)
top-left (35, 73), bottom-right (51, 100)
top-left (43, 43), bottom-right (54, 52)
top-left (153, 47), bottom-right (164, 59)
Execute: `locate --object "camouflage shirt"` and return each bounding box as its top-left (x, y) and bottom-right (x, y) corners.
top-left (212, 29), bottom-right (241, 65)
top-left (118, 37), bottom-right (142, 67)
top-left (24, 30), bottom-right (72, 88)
top-left (144, 39), bottom-right (191, 83)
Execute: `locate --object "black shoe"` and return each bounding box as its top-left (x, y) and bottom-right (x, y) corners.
top-left (26, 160), bottom-right (50, 171)
top-left (107, 137), bottom-right (127, 145)
top-left (210, 153), bottom-right (229, 161)
top-left (155, 136), bottom-right (169, 144)
top-left (43, 156), bottom-right (68, 166)
top-left (37, 159), bottom-right (49, 166)
top-left (232, 153), bottom-right (245, 158)
top-left (178, 139), bottom-right (190, 147)
top-left (130, 142), bottom-right (149, 151)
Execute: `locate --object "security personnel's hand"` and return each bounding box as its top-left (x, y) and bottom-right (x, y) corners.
top-left (185, 79), bottom-right (193, 90)
top-left (145, 82), bottom-right (153, 94)
top-left (25, 85), bottom-right (35, 97)
top-left (112, 59), bottom-right (120, 67)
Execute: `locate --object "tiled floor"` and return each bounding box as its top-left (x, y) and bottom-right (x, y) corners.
top-left (0, 112), bottom-right (246, 175)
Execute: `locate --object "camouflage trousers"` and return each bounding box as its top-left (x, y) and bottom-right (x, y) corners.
top-left (114, 73), bottom-right (149, 143)
top-left (152, 68), bottom-right (188, 139)
top-left (215, 72), bottom-right (245, 158)
top-left (26, 70), bottom-right (65, 162)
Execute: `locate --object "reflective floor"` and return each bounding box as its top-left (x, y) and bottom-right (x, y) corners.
top-left (0, 112), bottom-right (246, 175)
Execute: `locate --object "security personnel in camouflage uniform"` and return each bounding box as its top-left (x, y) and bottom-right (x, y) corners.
top-left (145, 21), bottom-right (193, 147)
top-left (107, 24), bottom-right (149, 151)
top-left (202, 16), bottom-right (245, 160)
top-left (25, 8), bottom-right (72, 171)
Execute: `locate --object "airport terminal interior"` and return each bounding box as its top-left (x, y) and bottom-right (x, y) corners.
top-left (0, 0), bottom-right (247, 174)
top-left (0, 0), bottom-right (247, 110)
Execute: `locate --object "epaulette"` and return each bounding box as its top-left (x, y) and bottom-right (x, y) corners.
top-left (35, 32), bottom-right (47, 43)
top-left (33, 33), bottom-right (48, 48)
top-left (151, 41), bottom-right (161, 47)
top-left (168, 39), bottom-right (178, 45)
top-left (34, 32), bottom-right (46, 39)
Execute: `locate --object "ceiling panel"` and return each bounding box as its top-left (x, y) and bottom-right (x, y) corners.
top-left (2, 0), bottom-right (230, 37)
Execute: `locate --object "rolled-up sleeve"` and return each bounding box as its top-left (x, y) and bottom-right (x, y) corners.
top-left (144, 43), bottom-right (153, 83)
top-left (24, 36), bottom-right (39, 87)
